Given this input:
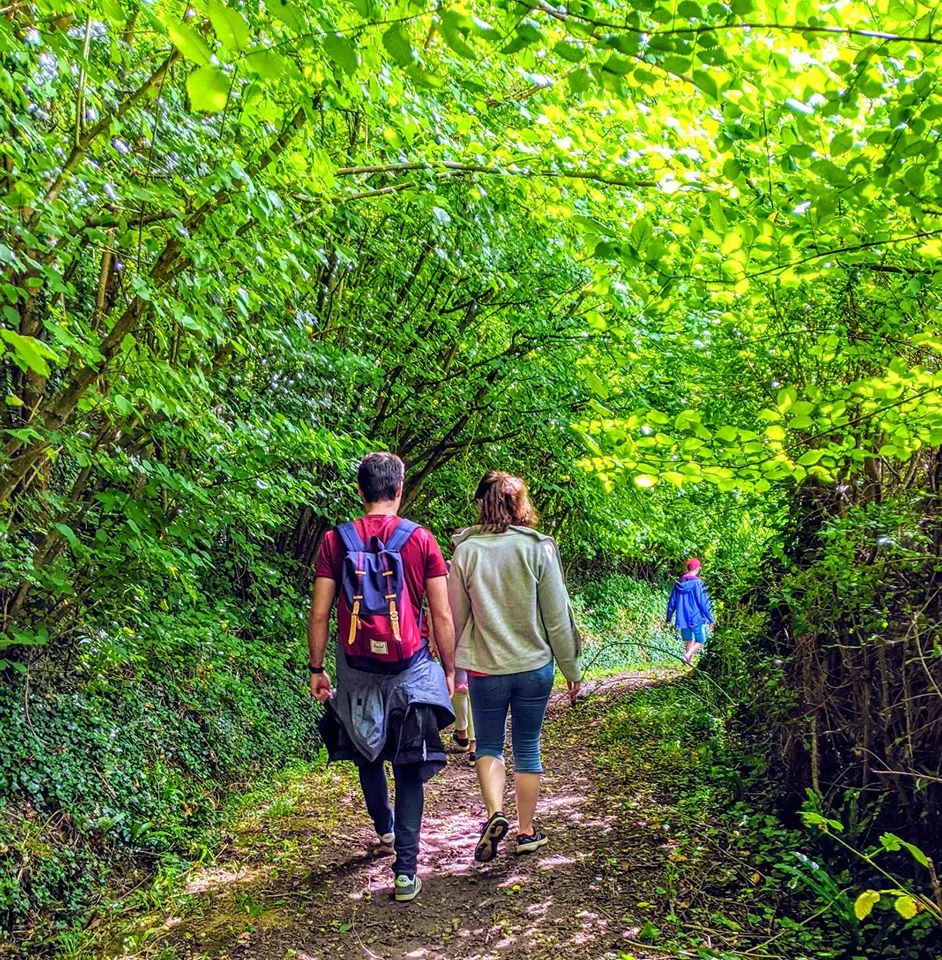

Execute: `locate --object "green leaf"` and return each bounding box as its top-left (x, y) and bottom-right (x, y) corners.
top-left (0, 330), bottom-right (56, 377)
top-left (894, 895), bottom-right (918, 920)
top-left (879, 833), bottom-right (930, 868)
top-left (323, 33), bottom-right (358, 75)
top-left (101, 0), bottom-right (126, 22)
top-left (603, 54), bottom-right (634, 76)
top-left (53, 523), bottom-right (80, 551)
top-left (502, 19), bottom-right (542, 54)
top-left (383, 24), bottom-right (416, 66)
top-left (205, 0), bottom-right (251, 53)
top-left (634, 474), bottom-right (658, 488)
top-left (244, 48), bottom-right (288, 79)
top-left (692, 69), bottom-right (719, 99)
top-left (788, 415), bottom-right (814, 430)
top-left (267, 0), bottom-right (305, 31)
top-left (468, 16), bottom-right (501, 42)
top-left (569, 67), bottom-right (592, 93)
top-left (777, 386), bottom-right (798, 411)
top-left (166, 20), bottom-right (213, 67)
top-left (797, 449), bottom-right (824, 466)
top-left (554, 41), bottom-right (585, 63)
top-left (187, 66), bottom-right (230, 112)
top-left (854, 890), bottom-right (880, 920)
top-left (765, 424), bottom-right (786, 441)
top-left (584, 371), bottom-right (610, 399)
top-left (441, 10), bottom-right (476, 59)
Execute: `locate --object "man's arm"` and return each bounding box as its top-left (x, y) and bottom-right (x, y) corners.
top-left (426, 575), bottom-right (455, 696)
top-left (308, 576), bottom-right (336, 701)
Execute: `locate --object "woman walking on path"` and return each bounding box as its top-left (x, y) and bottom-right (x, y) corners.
top-left (666, 557), bottom-right (715, 665)
top-left (448, 472), bottom-right (582, 864)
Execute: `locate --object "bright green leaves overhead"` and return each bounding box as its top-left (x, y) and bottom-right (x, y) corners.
top-left (166, 19), bottom-right (213, 67)
top-left (265, 0), bottom-right (306, 32)
top-left (187, 65), bottom-right (230, 112)
top-left (205, 0), bottom-right (251, 54)
top-left (440, 10), bottom-right (477, 60)
top-left (383, 23), bottom-right (417, 66)
top-left (244, 48), bottom-right (291, 80)
top-left (323, 33), bottom-right (359, 75)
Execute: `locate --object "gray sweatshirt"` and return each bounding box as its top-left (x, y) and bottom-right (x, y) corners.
top-left (448, 525), bottom-right (582, 682)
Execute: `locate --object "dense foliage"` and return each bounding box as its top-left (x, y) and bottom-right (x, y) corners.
top-left (600, 680), bottom-right (942, 959)
top-left (0, 0), bottom-right (940, 952)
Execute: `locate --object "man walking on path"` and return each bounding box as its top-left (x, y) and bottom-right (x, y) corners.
top-left (666, 557), bottom-right (715, 665)
top-left (307, 452), bottom-right (456, 903)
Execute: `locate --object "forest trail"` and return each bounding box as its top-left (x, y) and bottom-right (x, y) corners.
top-left (114, 673), bottom-right (676, 960)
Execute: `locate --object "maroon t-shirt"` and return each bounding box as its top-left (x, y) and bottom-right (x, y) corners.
top-left (314, 515), bottom-right (448, 636)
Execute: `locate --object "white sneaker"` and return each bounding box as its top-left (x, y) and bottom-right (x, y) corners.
top-left (370, 832), bottom-right (395, 857)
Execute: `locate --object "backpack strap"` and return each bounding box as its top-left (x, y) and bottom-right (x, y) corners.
top-left (348, 549), bottom-right (365, 647)
top-left (384, 519), bottom-right (420, 553)
top-left (336, 521), bottom-right (365, 553)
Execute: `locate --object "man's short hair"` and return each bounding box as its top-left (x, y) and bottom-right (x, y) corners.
top-left (358, 452), bottom-right (405, 503)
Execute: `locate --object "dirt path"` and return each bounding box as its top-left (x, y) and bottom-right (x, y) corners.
top-left (229, 674), bottom-right (664, 960)
top-left (105, 673), bottom-right (672, 960)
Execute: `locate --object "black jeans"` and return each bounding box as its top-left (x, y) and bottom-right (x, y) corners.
top-left (357, 759), bottom-right (425, 876)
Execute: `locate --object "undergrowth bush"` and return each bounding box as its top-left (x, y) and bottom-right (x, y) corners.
top-left (599, 681), bottom-right (942, 959)
top-left (570, 575), bottom-right (679, 672)
top-left (0, 559), bottom-right (321, 951)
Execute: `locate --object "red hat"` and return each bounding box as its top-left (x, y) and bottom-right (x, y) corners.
top-left (686, 557), bottom-right (701, 573)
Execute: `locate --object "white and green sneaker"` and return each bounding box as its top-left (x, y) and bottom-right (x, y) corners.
top-left (370, 831), bottom-right (395, 857)
top-left (394, 873), bottom-right (422, 903)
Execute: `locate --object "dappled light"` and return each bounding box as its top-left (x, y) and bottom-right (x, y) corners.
top-left (1, 0), bottom-right (940, 957)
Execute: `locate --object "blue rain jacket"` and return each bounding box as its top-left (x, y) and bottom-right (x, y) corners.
top-left (666, 575), bottom-right (714, 629)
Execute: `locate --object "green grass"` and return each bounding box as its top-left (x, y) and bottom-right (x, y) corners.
top-left (51, 755), bottom-right (356, 960)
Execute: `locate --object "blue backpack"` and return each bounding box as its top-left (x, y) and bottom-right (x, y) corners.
top-left (335, 520), bottom-right (424, 673)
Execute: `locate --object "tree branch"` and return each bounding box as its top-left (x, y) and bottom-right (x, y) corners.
top-left (524, 0), bottom-right (942, 47)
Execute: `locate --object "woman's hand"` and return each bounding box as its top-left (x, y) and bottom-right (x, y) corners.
top-left (567, 679), bottom-right (581, 703)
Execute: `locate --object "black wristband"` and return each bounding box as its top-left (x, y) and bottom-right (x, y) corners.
top-left (309, 665), bottom-right (325, 675)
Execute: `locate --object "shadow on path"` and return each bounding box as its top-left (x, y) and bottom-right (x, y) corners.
top-left (108, 673), bottom-right (674, 960)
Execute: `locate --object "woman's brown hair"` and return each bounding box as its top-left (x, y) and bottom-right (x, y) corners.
top-left (475, 471), bottom-right (539, 533)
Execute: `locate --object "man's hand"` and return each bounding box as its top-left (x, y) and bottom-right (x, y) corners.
top-left (567, 679), bottom-right (581, 703)
top-left (310, 672), bottom-right (333, 702)
top-left (445, 669), bottom-right (455, 699)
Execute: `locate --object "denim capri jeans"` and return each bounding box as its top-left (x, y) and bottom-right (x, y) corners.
top-left (468, 661), bottom-right (555, 774)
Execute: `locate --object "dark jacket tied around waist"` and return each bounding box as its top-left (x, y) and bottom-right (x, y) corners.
top-left (318, 642), bottom-right (455, 782)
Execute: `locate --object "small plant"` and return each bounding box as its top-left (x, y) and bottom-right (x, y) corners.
top-left (800, 793), bottom-right (942, 927)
